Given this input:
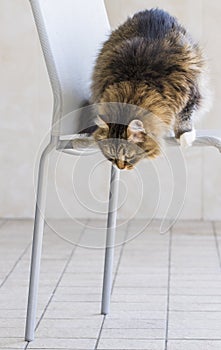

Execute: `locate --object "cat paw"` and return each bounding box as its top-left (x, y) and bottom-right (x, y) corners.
top-left (177, 129), bottom-right (196, 148)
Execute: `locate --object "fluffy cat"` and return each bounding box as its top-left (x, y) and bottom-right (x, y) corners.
top-left (90, 8), bottom-right (208, 170)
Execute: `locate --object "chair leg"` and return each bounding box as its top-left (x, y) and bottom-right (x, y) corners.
top-left (25, 143), bottom-right (53, 342)
top-left (101, 165), bottom-right (120, 315)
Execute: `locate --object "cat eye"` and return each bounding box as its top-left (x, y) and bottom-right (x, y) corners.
top-left (106, 155), bottom-right (116, 162)
top-left (126, 157), bottom-right (137, 164)
top-left (127, 153), bottom-right (144, 160)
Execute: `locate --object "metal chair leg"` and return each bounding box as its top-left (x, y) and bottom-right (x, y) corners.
top-left (101, 165), bottom-right (120, 315)
top-left (25, 143), bottom-right (54, 342)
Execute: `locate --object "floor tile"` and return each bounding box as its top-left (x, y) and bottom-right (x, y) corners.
top-left (39, 317), bottom-right (103, 330)
top-left (103, 318), bottom-right (165, 329)
top-left (1, 219), bottom-right (221, 350)
top-left (167, 340), bottom-right (221, 350)
top-left (101, 328), bottom-right (165, 339)
top-left (111, 301), bottom-right (167, 312)
top-left (0, 337), bottom-right (26, 349)
top-left (97, 339), bottom-right (164, 350)
top-left (36, 325), bottom-right (100, 339)
top-left (27, 338), bottom-right (96, 349)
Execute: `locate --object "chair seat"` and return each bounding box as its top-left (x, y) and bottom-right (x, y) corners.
top-left (57, 130), bottom-right (221, 156)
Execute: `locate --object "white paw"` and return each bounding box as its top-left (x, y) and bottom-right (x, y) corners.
top-left (179, 129), bottom-right (196, 148)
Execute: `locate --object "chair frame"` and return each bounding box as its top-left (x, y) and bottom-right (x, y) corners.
top-left (25, 0), bottom-right (119, 342)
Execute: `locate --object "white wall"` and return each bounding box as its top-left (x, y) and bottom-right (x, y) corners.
top-left (0, 0), bottom-right (52, 218)
top-left (1, 0), bottom-right (221, 220)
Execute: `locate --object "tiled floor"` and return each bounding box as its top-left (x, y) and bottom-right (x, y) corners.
top-left (0, 219), bottom-right (221, 349)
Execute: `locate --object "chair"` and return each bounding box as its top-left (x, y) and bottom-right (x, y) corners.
top-left (26, 0), bottom-right (221, 342)
top-left (25, 0), bottom-right (119, 342)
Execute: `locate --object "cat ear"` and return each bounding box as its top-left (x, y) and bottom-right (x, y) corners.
top-left (95, 115), bottom-right (109, 130)
top-left (127, 119), bottom-right (146, 143)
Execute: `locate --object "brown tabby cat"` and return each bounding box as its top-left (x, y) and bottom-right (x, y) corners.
top-left (90, 8), bottom-right (208, 170)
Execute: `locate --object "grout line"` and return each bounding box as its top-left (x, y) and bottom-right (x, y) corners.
top-left (94, 315), bottom-right (106, 350)
top-left (0, 217), bottom-right (33, 220)
top-left (94, 221), bottom-right (130, 350)
top-left (201, 148), bottom-right (205, 220)
top-left (212, 221), bottom-right (221, 268)
top-left (24, 219), bottom-right (89, 350)
top-left (0, 242), bottom-right (32, 289)
top-left (166, 338), bottom-right (221, 341)
top-left (164, 228), bottom-right (172, 350)
top-left (0, 219), bottom-right (8, 231)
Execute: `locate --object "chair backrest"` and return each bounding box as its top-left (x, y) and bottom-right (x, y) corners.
top-left (29, 0), bottom-right (110, 136)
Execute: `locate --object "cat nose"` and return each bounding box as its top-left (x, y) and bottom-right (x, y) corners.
top-left (116, 160), bottom-right (125, 169)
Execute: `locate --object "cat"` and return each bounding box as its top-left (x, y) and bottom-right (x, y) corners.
top-left (90, 8), bottom-right (209, 170)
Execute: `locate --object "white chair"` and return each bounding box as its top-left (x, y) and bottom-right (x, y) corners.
top-left (25, 0), bottom-right (119, 342)
top-left (26, 0), bottom-right (221, 342)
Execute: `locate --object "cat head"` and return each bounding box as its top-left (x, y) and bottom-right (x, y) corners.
top-left (93, 116), bottom-right (161, 170)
